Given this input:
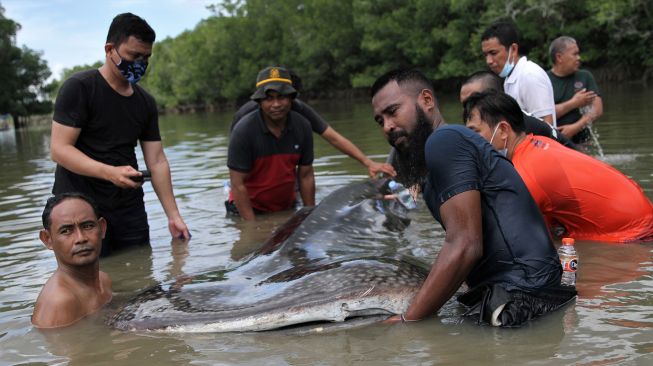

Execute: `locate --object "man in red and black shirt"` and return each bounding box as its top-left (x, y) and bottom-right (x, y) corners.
top-left (227, 66), bottom-right (315, 220)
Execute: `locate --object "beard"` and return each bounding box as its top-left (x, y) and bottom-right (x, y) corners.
top-left (393, 105), bottom-right (434, 188)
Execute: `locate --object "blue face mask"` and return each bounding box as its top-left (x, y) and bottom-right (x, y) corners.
top-left (114, 49), bottom-right (148, 84)
top-left (498, 47), bottom-right (515, 78)
top-left (490, 123), bottom-right (508, 157)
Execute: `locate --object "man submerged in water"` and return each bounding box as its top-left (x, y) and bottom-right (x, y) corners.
top-left (32, 193), bottom-right (112, 328)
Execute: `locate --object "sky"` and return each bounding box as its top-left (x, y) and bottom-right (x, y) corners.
top-left (2, 0), bottom-right (214, 80)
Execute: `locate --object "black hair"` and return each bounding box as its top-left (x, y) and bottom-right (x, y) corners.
top-left (461, 71), bottom-right (503, 93)
top-left (370, 68), bottom-right (434, 98)
top-left (462, 90), bottom-right (525, 133)
top-left (106, 13), bottom-right (156, 46)
top-left (548, 36), bottom-right (577, 65)
top-left (42, 192), bottom-right (101, 230)
top-left (481, 21), bottom-right (519, 49)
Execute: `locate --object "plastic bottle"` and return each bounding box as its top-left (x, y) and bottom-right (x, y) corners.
top-left (388, 180), bottom-right (417, 210)
top-left (558, 237), bottom-right (578, 287)
top-left (223, 179), bottom-right (231, 196)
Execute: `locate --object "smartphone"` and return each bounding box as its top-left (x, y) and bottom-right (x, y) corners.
top-left (130, 170), bottom-right (151, 182)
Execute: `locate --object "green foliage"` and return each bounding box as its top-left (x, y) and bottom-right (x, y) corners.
top-left (0, 5), bottom-right (52, 119)
top-left (51, 0), bottom-right (653, 110)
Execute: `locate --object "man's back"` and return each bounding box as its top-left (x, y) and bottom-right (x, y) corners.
top-left (512, 134), bottom-right (653, 242)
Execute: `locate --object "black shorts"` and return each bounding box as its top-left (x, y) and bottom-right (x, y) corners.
top-left (458, 283), bottom-right (577, 327)
top-left (100, 203), bottom-right (150, 257)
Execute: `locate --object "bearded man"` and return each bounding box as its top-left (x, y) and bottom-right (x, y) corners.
top-left (371, 69), bottom-right (575, 327)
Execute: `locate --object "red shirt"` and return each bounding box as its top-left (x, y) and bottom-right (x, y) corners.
top-left (512, 135), bottom-right (653, 242)
top-left (228, 110), bottom-right (313, 213)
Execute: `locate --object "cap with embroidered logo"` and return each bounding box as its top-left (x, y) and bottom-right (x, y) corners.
top-left (251, 66), bottom-right (298, 100)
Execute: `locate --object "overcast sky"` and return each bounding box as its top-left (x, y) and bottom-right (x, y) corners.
top-left (2, 0), bottom-right (213, 79)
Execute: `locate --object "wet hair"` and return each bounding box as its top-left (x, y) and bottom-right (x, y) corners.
top-left (461, 71), bottom-right (503, 93)
top-left (481, 21), bottom-right (520, 49)
top-left (549, 36), bottom-right (577, 65)
top-left (106, 13), bottom-right (156, 47)
top-left (370, 68), bottom-right (434, 98)
top-left (463, 90), bottom-right (525, 133)
top-left (42, 192), bottom-right (101, 230)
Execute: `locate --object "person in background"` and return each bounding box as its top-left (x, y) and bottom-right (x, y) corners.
top-left (463, 90), bottom-right (653, 242)
top-left (32, 193), bottom-right (112, 328)
top-left (547, 36), bottom-right (603, 145)
top-left (232, 70), bottom-right (396, 178)
top-left (460, 71), bottom-right (578, 151)
top-left (227, 66), bottom-right (315, 220)
top-left (50, 13), bottom-right (190, 257)
top-left (372, 68), bottom-right (573, 327)
top-left (481, 21), bottom-right (556, 126)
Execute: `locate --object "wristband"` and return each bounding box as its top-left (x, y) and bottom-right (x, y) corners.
top-left (400, 313), bottom-right (417, 322)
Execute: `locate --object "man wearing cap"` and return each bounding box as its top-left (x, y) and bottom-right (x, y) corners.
top-left (226, 66), bottom-right (315, 220)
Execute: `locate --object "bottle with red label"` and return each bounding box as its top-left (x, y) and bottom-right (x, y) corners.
top-left (558, 237), bottom-right (578, 287)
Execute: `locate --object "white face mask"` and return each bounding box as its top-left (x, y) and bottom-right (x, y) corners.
top-left (489, 123), bottom-right (508, 157)
top-left (498, 47), bottom-right (515, 78)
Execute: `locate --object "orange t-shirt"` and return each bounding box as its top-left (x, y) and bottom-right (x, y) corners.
top-left (512, 135), bottom-right (653, 242)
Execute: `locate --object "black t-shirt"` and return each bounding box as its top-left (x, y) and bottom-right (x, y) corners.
top-left (422, 125), bottom-right (561, 292)
top-left (523, 113), bottom-right (578, 150)
top-left (231, 99), bottom-right (329, 134)
top-left (52, 69), bottom-right (161, 210)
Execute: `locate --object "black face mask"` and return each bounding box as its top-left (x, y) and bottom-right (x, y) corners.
top-left (393, 105), bottom-right (434, 189)
top-left (113, 49), bottom-right (148, 84)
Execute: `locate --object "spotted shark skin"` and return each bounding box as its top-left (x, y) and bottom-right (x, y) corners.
top-left (108, 179), bottom-right (427, 332)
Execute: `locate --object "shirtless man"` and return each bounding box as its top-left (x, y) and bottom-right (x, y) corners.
top-left (32, 193), bottom-right (112, 328)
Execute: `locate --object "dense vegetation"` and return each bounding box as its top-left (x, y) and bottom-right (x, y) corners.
top-left (2, 1), bottom-right (652, 115)
top-left (142, 0), bottom-right (652, 109)
top-left (0, 4), bottom-right (52, 122)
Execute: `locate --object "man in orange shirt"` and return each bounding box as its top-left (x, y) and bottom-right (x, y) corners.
top-left (463, 91), bottom-right (653, 243)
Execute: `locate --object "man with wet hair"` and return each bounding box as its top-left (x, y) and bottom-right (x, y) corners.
top-left (371, 68), bottom-right (573, 327)
top-left (50, 13), bottom-right (189, 257)
top-left (227, 66), bottom-right (315, 220)
top-left (481, 21), bottom-right (556, 126)
top-left (463, 90), bottom-right (653, 242)
top-left (32, 193), bottom-right (112, 328)
top-left (232, 70), bottom-right (395, 178)
top-left (547, 36), bottom-right (603, 145)
top-left (460, 71), bottom-right (577, 150)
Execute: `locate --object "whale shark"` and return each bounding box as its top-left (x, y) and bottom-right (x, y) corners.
top-left (108, 179), bottom-right (427, 332)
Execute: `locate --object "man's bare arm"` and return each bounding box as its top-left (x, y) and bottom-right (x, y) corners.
top-left (32, 286), bottom-right (83, 329)
top-left (230, 169), bottom-right (255, 220)
top-left (141, 140), bottom-right (189, 240)
top-left (297, 165), bottom-right (315, 207)
top-left (320, 127), bottom-right (396, 177)
top-left (554, 89), bottom-right (597, 119)
top-left (396, 190), bottom-right (483, 321)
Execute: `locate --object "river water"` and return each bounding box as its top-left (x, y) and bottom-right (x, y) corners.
top-left (0, 85), bottom-right (651, 365)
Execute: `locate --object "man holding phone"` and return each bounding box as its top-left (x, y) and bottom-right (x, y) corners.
top-left (50, 13), bottom-right (189, 256)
